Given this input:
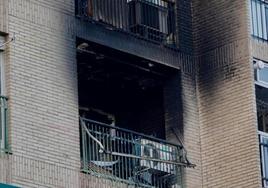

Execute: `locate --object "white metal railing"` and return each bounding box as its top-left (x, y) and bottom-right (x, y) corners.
top-left (80, 117), bottom-right (193, 188)
top-left (0, 150), bottom-right (186, 188)
top-left (0, 153), bottom-right (133, 188)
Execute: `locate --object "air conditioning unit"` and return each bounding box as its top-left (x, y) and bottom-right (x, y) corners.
top-left (136, 139), bottom-right (176, 174)
top-left (128, 0), bottom-right (169, 42)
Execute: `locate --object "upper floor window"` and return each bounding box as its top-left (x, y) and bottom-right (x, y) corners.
top-left (250, 0), bottom-right (268, 40)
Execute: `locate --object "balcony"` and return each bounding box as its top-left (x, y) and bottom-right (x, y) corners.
top-left (0, 96), bottom-right (8, 152)
top-left (80, 117), bottom-right (192, 187)
top-left (76, 0), bottom-right (177, 48)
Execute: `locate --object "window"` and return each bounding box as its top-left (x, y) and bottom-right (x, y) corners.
top-left (255, 59), bottom-right (268, 187)
top-left (250, 0), bottom-right (268, 40)
top-left (0, 36), bottom-right (7, 152)
top-left (260, 132), bottom-right (268, 187)
top-left (255, 61), bottom-right (268, 88)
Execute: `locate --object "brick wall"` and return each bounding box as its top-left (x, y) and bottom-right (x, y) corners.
top-left (193, 0), bottom-right (250, 54)
top-left (251, 38), bottom-right (268, 62)
top-left (0, 0), bottom-right (8, 34)
top-left (177, 0), bottom-right (194, 54)
top-left (164, 67), bottom-right (202, 188)
top-left (6, 0), bottom-right (80, 186)
top-left (193, 0), bottom-right (262, 187)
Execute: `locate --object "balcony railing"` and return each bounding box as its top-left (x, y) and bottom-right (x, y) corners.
top-left (259, 131), bottom-right (268, 187)
top-left (0, 96), bottom-right (8, 152)
top-left (0, 153), bottom-right (138, 188)
top-left (76, 0), bottom-right (177, 47)
top-left (250, 0), bottom-right (268, 40)
top-left (80, 117), bottom-right (192, 188)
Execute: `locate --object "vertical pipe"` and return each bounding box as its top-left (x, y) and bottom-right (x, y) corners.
top-left (117, 130), bottom-right (121, 179)
top-left (123, 131), bottom-right (127, 180)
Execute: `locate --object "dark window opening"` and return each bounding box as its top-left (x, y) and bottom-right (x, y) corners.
top-left (77, 41), bottom-right (176, 139)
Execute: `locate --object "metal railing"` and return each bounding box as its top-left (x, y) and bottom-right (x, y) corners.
top-left (259, 131), bottom-right (268, 188)
top-left (250, 0), bottom-right (268, 40)
top-left (0, 153), bottom-right (138, 188)
top-left (76, 0), bottom-right (177, 47)
top-left (0, 96), bottom-right (8, 152)
top-left (80, 117), bottom-right (188, 188)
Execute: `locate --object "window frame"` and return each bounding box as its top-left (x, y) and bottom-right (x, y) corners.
top-left (0, 36), bottom-right (7, 151)
top-left (250, 0), bottom-right (268, 40)
top-left (0, 50), bottom-right (3, 150)
top-left (255, 62), bottom-right (268, 88)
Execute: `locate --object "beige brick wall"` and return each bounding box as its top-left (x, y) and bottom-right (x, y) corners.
top-left (0, 0), bottom-right (8, 34)
top-left (193, 0), bottom-right (262, 187)
top-left (181, 71), bottom-right (202, 188)
top-left (251, 38), bottom-right (268, 62)
top-left (192, 0), bottom-right (250, 54)
top-left (164, 68), bottom-right (202, 188)
top-left (6, 0), bottom-right (80, 186)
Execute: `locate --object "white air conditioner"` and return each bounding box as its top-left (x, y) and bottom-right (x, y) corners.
top-left (136, 139), bottom-right (176, 174)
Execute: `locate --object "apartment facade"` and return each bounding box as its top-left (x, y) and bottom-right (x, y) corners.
top-left (0, 0), bottom-right (266, 187)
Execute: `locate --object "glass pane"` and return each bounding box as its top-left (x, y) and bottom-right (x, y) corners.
top-left (266, 7), bottom-right (268, 39)
top-left (251, 0), bottom-right (268, 39)
top-left (250, 0), bottom-right (254, 34)
top-left (262, 5), bottom-right (267, 39)
top-left (259, 66), bottom-right (268, 84)
top-left (257, 1), bottom-right (263, 38)
top-left (252, 0), bottom-right (258, 36)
